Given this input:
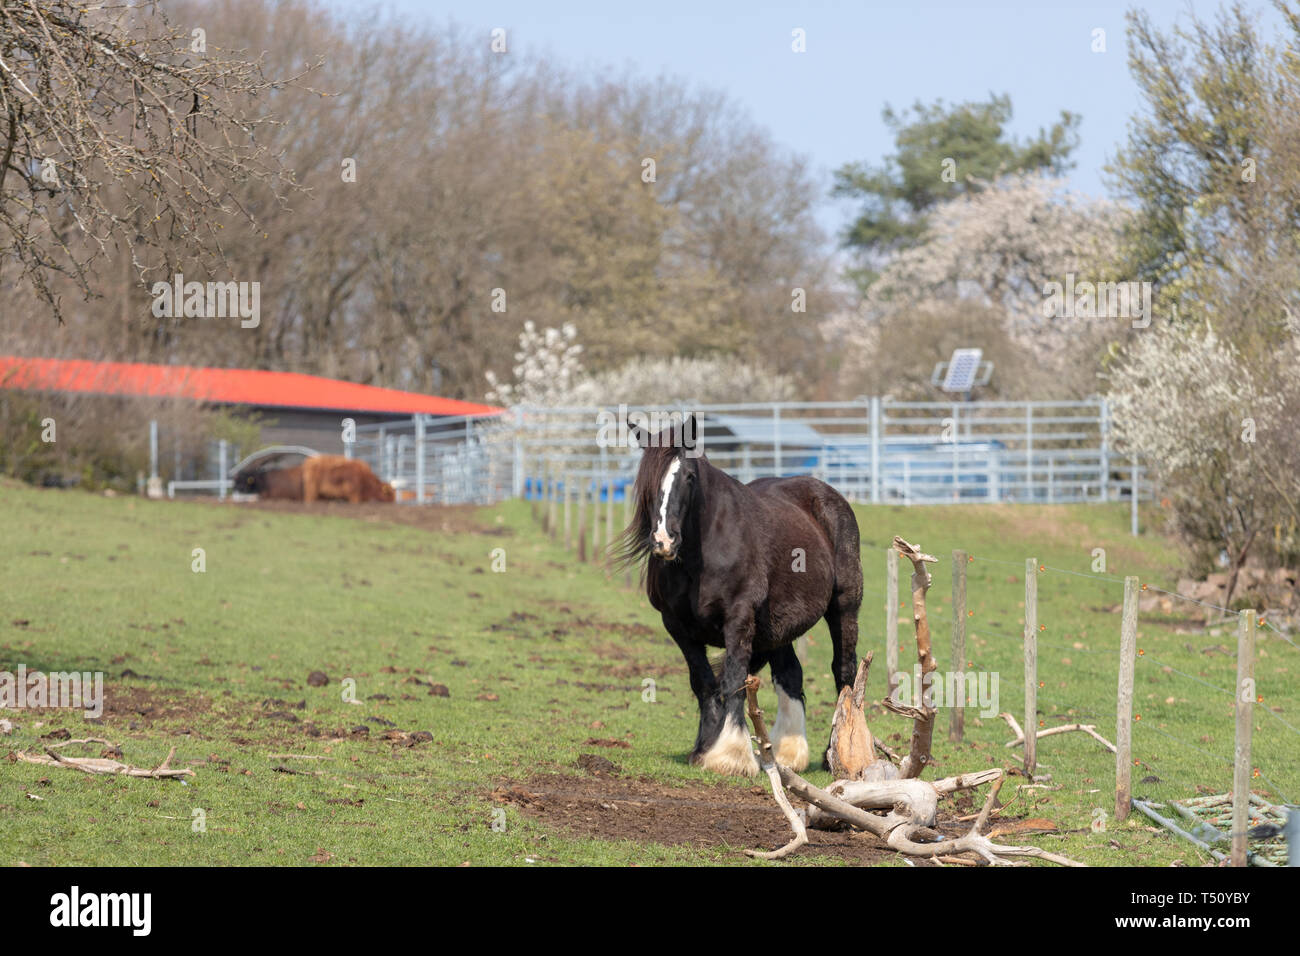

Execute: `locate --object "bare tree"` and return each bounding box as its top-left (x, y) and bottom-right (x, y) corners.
top-left (0, 0), bottom-right (313, 318)
top-left (2, 2), bottom-right (840, 402)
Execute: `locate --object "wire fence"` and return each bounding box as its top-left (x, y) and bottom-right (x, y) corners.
top-left (158, 399), bottom-right (1159, 519)
top-left (923, 548), bottom-right (1300, 864)
top-left (503, 399), bottom-right (1153, 510)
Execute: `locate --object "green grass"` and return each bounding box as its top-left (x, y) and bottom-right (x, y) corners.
top-left (1, 482), bottom-right (1296, 866)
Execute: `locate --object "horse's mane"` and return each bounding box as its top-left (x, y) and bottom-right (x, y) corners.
top-left (613, 439), bottom-right (681, 573)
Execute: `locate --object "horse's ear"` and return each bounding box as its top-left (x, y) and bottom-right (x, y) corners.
top-left (627, 420), bottom-right (649, 448)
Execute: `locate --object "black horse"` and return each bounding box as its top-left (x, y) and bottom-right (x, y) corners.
top-left (618, 415), bottom-right (863, 776)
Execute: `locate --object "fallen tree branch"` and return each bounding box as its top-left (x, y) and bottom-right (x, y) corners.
top-left (742, 677), bottom-right (808, 860)
top-left (737, 531), bottom-right (1082, 865)
top-left (1002, 721), bottom-right (1117, 755)
top-left (780, 763), bottom-right (1082, 865)
top-left (774, 764), bottom-right (1081, 868)
top-left (883, 825), bottom-right (1083, 866)
top-left (805, 769), bottom-right (1002, 829)
top-left (999, 712), bottom-right (1025, 742)
top-left (974, 774), bottom-right (1006, 832)
top-left (18, 743), bottom-right (193, 779)
top-left (873, 739), bottom-right (902, 764)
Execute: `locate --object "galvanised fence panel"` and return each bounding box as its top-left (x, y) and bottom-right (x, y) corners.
top-left (349, 413), bottom-right (514, 505)
top-left (336, 399), bottom-right (1151, 509)
top-left (169, 399), bottom-right (1152, 510)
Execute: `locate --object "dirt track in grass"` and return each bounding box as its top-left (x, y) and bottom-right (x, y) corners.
top-left (492, 771), bottom-right (932, 864)
top-left (197, 497), bottom-right (499, 535)
top-left (490, 765), bottom-right (1065, 865)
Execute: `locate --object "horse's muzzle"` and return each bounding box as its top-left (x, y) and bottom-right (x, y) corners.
top-left (652, 539), bottom-right (679, 561)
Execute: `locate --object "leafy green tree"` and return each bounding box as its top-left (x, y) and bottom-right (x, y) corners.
top-left (1105, 2), bottom-right (1299, 357)
top-left (832, 94), bottom-right (1079, 291)
top-left (1102, 1), bottom-right (1300, 581)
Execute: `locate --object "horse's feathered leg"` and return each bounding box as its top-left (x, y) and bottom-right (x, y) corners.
top-left (768, 644), bottom-right (809, 771)
top-left (665, 623), bottom-right (727, 764)
top-left (695, 611), bottom-right (760, 777)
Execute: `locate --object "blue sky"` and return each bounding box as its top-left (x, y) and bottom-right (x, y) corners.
top-left (332, 0), bottom-right (1285, 238)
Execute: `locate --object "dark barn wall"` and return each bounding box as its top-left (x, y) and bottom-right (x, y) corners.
top-left (246, 408), bottom-right (408, 455)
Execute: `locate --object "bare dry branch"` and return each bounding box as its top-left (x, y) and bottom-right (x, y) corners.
top-left (18, 741), bottom-right (193, 779)
top-left (742, 676), bottom-right (808, 860)
top-left (890, 536), bottom-right (938, 778)
top-left (0, 0), bottom-right (313, 318)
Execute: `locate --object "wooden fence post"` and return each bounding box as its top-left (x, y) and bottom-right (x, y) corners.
top-left (1024, 557), bottom-right (1038, 777)
top-left (540, 472), bottom-right (550, 534)
top-left (563, 474), bottom-right (572, 551)
top-left (605, 472), bottom-right (615, 559)
top-left (886, 548), bottom-right (899, 698)
top-left (1232, 609), bottom-right (1257, 867)
top-left (546, 470), bottom-right (556, 538)
top-left (950, 549), bottom-right (967, 743)
top-left (1116, 575), bottom-right (1139, 822)
top-left (577, 479), bottom-right (588, 563)
top-left (589, 475), bottom-right (600, 555)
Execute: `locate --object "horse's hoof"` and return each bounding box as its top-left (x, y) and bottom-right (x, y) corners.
top-left (695, 716), bottom-right (760, 777)
top-left (698, 747), bottom-right (760, 777)
top-left (773, 734), bottom-right (809, 772)
top-left (770, 690), bottom-right (809, 771)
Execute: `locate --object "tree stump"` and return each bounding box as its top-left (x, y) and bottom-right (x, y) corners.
top-left (826, 653), bottom-right (896, 781)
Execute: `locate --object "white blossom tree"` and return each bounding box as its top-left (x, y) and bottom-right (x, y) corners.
top-left (484, 322), bottom-right (586, 407)
top-left (483, 322), bottom-right (798, 475)
top-left (828, 172), bottom-right (1127, 389)
top-left (1105, 320), bottom-right (1285, 601)
top-left (581, 355), bottom-right (798, 406)
top-left (486, 322), bottom-right (798, 408)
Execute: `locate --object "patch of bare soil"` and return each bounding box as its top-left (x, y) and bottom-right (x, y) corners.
top-left (194, 497), bottom-right (505, 536)
top-left (492, 771), bottom-right (903, 864)
top-left (587, 632), bottom-right (681, 680)
top-left (98, 682), bottom-right (213, 726)
top-left (2, 682), bottom-right (214, 732)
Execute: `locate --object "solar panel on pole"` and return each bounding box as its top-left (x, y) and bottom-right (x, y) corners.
top-left (942, 348), bottom-right (983, 392)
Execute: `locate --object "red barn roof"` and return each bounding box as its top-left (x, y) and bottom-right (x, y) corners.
top-left (0, 356), bottom-right (503, 418)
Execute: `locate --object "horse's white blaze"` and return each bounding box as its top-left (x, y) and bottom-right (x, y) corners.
top-left (771, 687), bottom-right (809, 771)
top-left (698, 713), bottom-right (759, 777)
top-left (653, 458), bottom-right (682, 549)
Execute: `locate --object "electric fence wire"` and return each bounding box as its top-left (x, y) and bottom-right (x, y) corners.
top-left (1130, 658), bottom-right (1298, 814)
top-left (1139, 650), bottom-right (1300, 741)
top-left (1136, 721), bottom-right (1293, 806)
top-left (1138, 653), bottom-right (1235, 697)
top-left (967, 556), bottom-right (1300, 806)
top-left (919, 551), bottom-right (1298, 801)
top-left (1040, 563), bottom-right (1130, 586)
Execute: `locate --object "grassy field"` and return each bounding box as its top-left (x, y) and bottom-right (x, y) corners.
top-left (2, 481), bottom-right (1297, 866)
